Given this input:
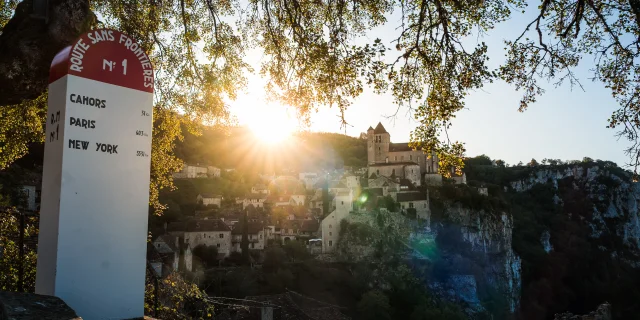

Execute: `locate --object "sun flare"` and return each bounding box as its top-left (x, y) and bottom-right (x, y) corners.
top-left (245, 104), bottom-right (298, 144)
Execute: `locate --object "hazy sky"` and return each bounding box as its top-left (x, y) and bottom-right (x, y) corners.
top-left (230, 5), bottom-right (631, 167)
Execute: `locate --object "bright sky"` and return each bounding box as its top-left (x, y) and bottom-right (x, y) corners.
top-left (230, 5), bottom-right (630, 167)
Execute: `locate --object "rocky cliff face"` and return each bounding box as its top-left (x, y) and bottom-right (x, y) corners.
top-left (430, 205), bottom-right (521, 314)
top-left (428, 162), bottom-right (640, 319)
top-left (338, 162), bottom-right (640, 319)
top-left (510, 165), bottom-right (640, 264)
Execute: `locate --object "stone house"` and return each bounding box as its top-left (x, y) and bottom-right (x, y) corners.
top-left (251, 184), bottom-right (269, 194)
top-left (197, 193), bottom-right (222, 207)
top-left (320, 190), bottom-right (353, 253)
top-left (299, 172), bottom-right (319, 190)
top-left (367, 174), bottom-right (400, 196)
top-left (308, 188), bottom-right (331, 217)
top-left (152, 234), bottom-right (193, 272)
top-left (207, 166), bottom-right (221, 178)
top-left (424, 173), bottom-right (444, 186)
top-left (290, 194), bottom-right (306, 206)
top-left (328, 181), bottom-right (349, 195)
top-left (168, 219), bottom-right (232, 257)
top-left (267, 195), bottom-right (296, 207)
top-left (278, 220), bottom-right (302, 243)
top-left (231, 222), bottom-right (266, 252)
top-left (173, 164), bottom-right (208, 179)
top-left (452, 172), bottom-right (467, 185)
top-left (368, 162), bottom-right (421, 187)
top-left (343, 174), bottom-right (361, 190)
top-left (298, 220), bottom-right (320, 240)
top-left (242, 193), bottom-right (268, 209)
top-left (397, 192), bottom-right (430, 222)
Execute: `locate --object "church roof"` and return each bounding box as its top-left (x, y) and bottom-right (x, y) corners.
top-left (369, 161), bottom-right (419, 167)
top-left (373, 122), bottom-right (388, 134)
top-left (168, 219), bottom-right (230, 232)
top-left (389, 143), bottom-right (414, 152)
top-left (367, 126), bottom-right (374, 131)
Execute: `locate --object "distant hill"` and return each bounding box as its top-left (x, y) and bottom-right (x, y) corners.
top-left (174, 126), bottom-right (367, 173)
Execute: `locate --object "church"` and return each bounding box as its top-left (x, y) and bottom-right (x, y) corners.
top-left (366, 122), bottom-right (440, 187)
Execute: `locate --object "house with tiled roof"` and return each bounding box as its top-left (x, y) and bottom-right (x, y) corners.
top-left (231, 222), bottom-right (267, 252)
top-left (197, 193), bottom-right (222, 207)
top-left (168, 218), bottom-right (232, 257)
top-left (266, 194), bottom-right (296, 207)
top-left (251, 184), bottom-right (269, 194)
top-left (152, 235), bottom-right (193, 273)
top-left (396, 191), bottom-right (430, 221)
top-left (173, 163), bottom-right (209, 179)
top-left (328, 180), bottom-right (349, 195)
top-left (242, 193), bottom-right (268, 209)
top-left (320, 189), bottom-right (353, 253)
top-left (298, 220), bottom-right (319, 240)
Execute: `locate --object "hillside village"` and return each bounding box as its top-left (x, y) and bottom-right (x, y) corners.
top-left (3, 124), bottom-right (636, 319)
top-left (149, 123), bottom-right (471, 276)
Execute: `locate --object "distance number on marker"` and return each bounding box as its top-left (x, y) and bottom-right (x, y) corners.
top-left (135, 130), bottom-right (148, 137)
top-left (136, 151), bottom-right (149, 157)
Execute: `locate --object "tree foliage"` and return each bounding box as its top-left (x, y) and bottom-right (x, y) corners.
top-left (3, 0), bottom-right (640, 211)
top-left (357, 290), bottom-right (392, 320)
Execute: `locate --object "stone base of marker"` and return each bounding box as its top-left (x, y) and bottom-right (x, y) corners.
top-left (0, 291), bottom-right (81, 320)
top-left (0, 291), bottom-right (163, 320)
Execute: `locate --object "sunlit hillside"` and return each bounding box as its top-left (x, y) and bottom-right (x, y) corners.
top-left (173, 126), bottom-right (368, 173)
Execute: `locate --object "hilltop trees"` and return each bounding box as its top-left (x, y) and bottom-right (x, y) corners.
top-left (3, 0), bottom-right (640, 212)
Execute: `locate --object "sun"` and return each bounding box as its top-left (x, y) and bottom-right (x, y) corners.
top-left (245, 104), bottom-right (298, 144)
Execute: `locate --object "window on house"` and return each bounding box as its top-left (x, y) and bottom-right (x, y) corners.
top-left (219, 233), bottom-right (224, 238)
top-left (409, 202), bottom-right (414, 208)
top-left (410, 155), bottom-right (412, 160)
top-left (329, 240), bottom-right (333, 246)
top-left (216, 243), bottom-right (220, 248)
top-left (329, 232), bottom-right (332, 236)
top-left (203, 233), bottom-right (206, 237)
top-left (376, 170), bottom-right (380, 175)
top-left (341, 201), bottom-right (344, 205)
top-left (329, 224), bottom-right (332, 228)
top-left (395, 156), bottom-right (397, 161)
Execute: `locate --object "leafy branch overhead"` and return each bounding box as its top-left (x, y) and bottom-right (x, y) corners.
top-left (2, 0), bottom-right (640, 207)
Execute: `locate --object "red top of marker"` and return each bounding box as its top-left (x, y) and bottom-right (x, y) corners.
top-left (50, 29), bottom-right (154, 93)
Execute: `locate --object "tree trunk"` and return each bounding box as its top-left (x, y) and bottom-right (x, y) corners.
top-left (629, 0), bottom-right (640, 37)
top-left (0, 0), bottom-right (92, 107)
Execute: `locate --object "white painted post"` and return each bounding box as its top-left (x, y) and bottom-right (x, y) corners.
top-left (36, 29), bottom-right (154, 320)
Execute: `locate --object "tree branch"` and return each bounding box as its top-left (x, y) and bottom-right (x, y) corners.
top-left (0, 0), bottom-right (93, 107)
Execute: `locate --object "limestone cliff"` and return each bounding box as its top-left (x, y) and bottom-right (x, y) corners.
top-left (509, 165), bottom-right (640, 264)
top-left (338, 161), bottom-right (640, 319)
top-left (468, 161), bottom-right (640, 319)
top-left (427, 204), bottom-right (521, 315)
